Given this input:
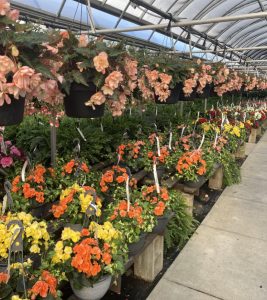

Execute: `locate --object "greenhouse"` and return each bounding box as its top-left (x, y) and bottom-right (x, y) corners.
top-left (1, 0), bottom-right (267, 299)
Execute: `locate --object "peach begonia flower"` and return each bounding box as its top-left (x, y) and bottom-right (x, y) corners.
top-left (0, 0), bottom-right (10, 16)
top-left (7, 9), bottom-right (19, 21)
top-left (101, 85), bottom-right (114, 96)
top-left (124, 57), bottom-right (138, 80)
top-left (13, 66), bottom-right (36, 92)
top-left (85, 91), bottom-right (106, 108)
top-left (104, 71), bottom-right (123, 90)
top-left (159, 73), bottom-right (172, 85)
top-left (78, 34), bottom-right (88, 48)
top-left (93, 52), bottom-right (109, 74)
top-left (0, 55), bottom-right (16, 75)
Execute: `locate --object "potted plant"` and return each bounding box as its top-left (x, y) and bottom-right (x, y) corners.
top-left (49, 223), bottom-right (126, 300)
top-left (0, 1), bottom-right (62, 126)
top-left (141, 185), bottom-right (172, 235)
top-left (0, 138), bottom-right (25, 179)
top-left (55, 32), bottom-right (138, 118)
top-left (175, 149), bottom-right (208, 188)
top-left (51, 184), bottom-right (102, 225)
top-left (99, 165), bottom-right (137, 196)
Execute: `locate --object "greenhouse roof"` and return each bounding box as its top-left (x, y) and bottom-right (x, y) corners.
top-left (10, 0), bottom-right (267, 70)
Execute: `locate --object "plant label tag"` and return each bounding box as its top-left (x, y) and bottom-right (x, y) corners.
top-left (214, 132), bottom-right (218, 147)
top-left (168, 131), bottom-right (173, 150)
top-left (2, 195), bottom-right (7, 215)
top-left (153, 162), bottom-right (160, 194)
top-left (4, 181), bottom-right (13, 209)
top-left (7, 220), bottom-right (24, 253)
top-left (198, 133), bottom-right (205, 150)
top-left (181, 126), bottom-right (186, 138)
top-left (155, 136), bottom-right (161, 157)
top-left (76, 127), bottom-right (87, 142)
top-left (21, 159), bottom-right (28, 182)
top-left (126, 176), bottom-right (131, 212)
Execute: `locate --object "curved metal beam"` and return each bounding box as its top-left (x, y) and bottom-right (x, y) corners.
top-left (235, 30), bottom-right (267, 48)
top-left (238, 34), bottom-right (267, 49)
top-left (202, 0), bottom-right (258, 38)
top-left (231, 25), bottom-right (267, 47)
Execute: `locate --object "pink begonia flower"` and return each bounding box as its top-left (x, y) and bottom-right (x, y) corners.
top-left (7, 9), bottom-right (19, 21)
top-left (10, 145), bottom-right (21, 157)
top-left (0, 0), bottom-right (10, 16)
top-left (0, 156), bottom-right (13, 168)
top-left (93, 52), bottom-right (109, 74)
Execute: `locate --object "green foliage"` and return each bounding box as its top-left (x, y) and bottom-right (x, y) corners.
top-left (221, 150), bottom-right (241, 186)
top-left (164, 190), bottom-right (197, 250)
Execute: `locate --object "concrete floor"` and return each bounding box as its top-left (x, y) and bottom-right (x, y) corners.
top-left (147, 132), bottom-right (267, 300)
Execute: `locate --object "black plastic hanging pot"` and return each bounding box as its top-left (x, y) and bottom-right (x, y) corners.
top-left (197, 84), bottom-right (212, 99)
top-left (177, 82), bottom-right (198, 101)
top-left (0, 97), bottom-right (25, 126)
top-left (64, 82), bottom-right (105, 118)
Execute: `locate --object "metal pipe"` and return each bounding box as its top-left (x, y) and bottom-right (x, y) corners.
top-left (179, 46), bottom-right (267, 54)
top-left (88, 11), bottom-right (267, 34)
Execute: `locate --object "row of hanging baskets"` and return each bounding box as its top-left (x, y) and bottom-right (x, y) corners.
top-left (0, 81), bottom-right (242, 127)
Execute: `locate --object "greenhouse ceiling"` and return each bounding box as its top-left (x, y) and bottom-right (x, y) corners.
top-left (10, 0), bottom-right (267, 70)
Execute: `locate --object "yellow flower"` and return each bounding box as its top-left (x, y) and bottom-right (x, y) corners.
top-left (30, 244), bottom-right (40, 253)
top-left (202, 123), bottom-right (211, 132)
top-left (79, 192), bottom-right (93, 213)
top-left (239, 122), bottom-right (244, 129)
top-left (61, 227), bottom-right (81, 243)
top-left (224, 124), bottom-right (233, 132)
top-left (231, 126), bottom-right (240, 137)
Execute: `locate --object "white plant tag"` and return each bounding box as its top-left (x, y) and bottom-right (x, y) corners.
top-left (129, 107), bottom-right (132, 116)
top-left (168, 131), bottom-right (173, 150)
top-left (21, 160), bottom-right (28, 182)
top-left (100, 123), bottom-right (104, 132)
top-left (180, 126), bottom-right (186, 138)
top-left (2, 195), bottom-right (7, 214)
top-left (214, 132), bottom-right (218, 147)
top-left (76, 127), bottom-right (87, 142)
top-left (153, 162), bottom-right (160, 194)
top-left (198, 133), bottom-right (205, 150)
top-left (155, 106), bottom-right (158, 117)
top-left (155, 136), bottom-right (161, 157)
top-left (126, 176), bottom-right (130, 212)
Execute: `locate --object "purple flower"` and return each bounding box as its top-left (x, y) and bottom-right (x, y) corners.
top-left (0, 156), bottom-right (13, 168)
top-left (10, 146), bottom-right (21, 157)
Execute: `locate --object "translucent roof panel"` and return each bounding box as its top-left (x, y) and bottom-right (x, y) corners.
top-left (10, 0), bottom-right (267, 60)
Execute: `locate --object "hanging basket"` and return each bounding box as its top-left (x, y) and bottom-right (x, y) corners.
top-left (128, 233), bottom-right (147, 257)
top-left (0, 97), bottom-right (25, 126)
top-left (64, 83), bottom-right (105, 118)
top-left (151, 212), bottom-right (174, 235)
top-left (197, 84), bottom-right (212, 99)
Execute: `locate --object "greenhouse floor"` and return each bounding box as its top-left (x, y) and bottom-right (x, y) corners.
top-left (147, 131), bottom-right (267, 300)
